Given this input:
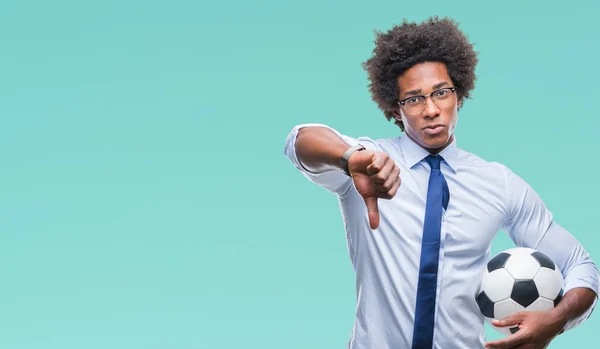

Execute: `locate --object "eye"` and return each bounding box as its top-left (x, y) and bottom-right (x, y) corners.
top-left (405, 96), bottom-right (424, 105)
top-left (433, 88), bottom-right (451, 100)
top-left (433, 89), bottom-right (450, 98)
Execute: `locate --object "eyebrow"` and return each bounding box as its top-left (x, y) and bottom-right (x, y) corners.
top-left (402, 81), bottom-right (450, 98)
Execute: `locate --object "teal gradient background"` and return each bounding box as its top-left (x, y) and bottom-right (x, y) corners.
top-left (1, 0), bottom-right (598, 348)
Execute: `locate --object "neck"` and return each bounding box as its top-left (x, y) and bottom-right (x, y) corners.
top-left (406, 133), bottom-right (454, 154)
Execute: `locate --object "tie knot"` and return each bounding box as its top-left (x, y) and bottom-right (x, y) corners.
top-left (425, 154), bottom-right (442, 170)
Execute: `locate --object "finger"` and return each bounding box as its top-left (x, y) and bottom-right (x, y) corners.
top-left (363, 196), bottom-right (379, 229)
top-left (374, 169), bottom-right (401, 199)
top-left (485, 330), bottom-right (528, 349)
top-left (370, 157), bottom-right (395, 184)
top-left (388, 173), bottom-right (401, 197)
top-left (378, 176), bottom-right (402, 199)
top-left (492, 312), bottom-right (524, 328)
top-left (366, 154), bottom-right (388, 175)
top-left (375, 165), bottom-right (400, 192)
top-left (504, 345), bottom-right (528, 349)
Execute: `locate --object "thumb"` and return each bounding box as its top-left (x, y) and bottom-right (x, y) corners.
top-left (363, 196), bottom-right (379, 230)
top-left (492, 313), bottom-right (523, 328)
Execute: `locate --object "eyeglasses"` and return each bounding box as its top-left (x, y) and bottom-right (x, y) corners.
top-left (397, 87), bottom-right (457, 116)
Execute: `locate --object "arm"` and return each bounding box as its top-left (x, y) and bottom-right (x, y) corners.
top-left (534, 221), bottom-right (599, 332)
top-left (294, 125), bottom-right (354, 173)
top-left (552, 287), bottom-right (597, 334)
top-left (284, 123), bottom-right (363, 195)
top-left (283, 123), bottom-right (402, 229)
top-left (500, 167), bottom-right (599, 328)
top-left (486, 288), bottom-right (596, 349)
top-left (486, 166), bottom-right (599, 348)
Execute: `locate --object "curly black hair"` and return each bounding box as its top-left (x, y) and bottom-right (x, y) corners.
top-left (362, 16), bottom-right (478, 130)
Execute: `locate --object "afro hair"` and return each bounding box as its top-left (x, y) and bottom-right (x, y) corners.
top-left (362, 16), bottom-right (478, 130)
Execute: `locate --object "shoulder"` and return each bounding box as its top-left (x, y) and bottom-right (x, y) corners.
top-left (455, 147), bottom-right (514, 184)
top-left (371, 137), bottom-right (403, 153)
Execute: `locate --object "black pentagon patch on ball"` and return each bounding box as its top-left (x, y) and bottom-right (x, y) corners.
top-left (554, 289), bottom-right (564, 307)
top-left (487, 252), bottom-right (511, 272)
top-left (476, 291), bottom-right (495, 318)
top-left (510, 327), bottom-right (520, 334)
top-left (531, 251), bottom-right (555, 270)
top-left (511, 280), bottom-right (539, 308)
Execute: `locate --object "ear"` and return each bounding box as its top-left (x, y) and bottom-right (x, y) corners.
top-left (457, 97), bottom-right (463, 110)
top-left (392, 110), bottom-right (402, 121)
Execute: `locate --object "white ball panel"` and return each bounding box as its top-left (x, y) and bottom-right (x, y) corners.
top-left (534, 267), bottom-right (564, 299)
top-left (504, 253), bottom-right (540, 280)
top-left (555, 267), bottom-right (565, 288)
top-left (476, 268), bottom-right (489, 295)
top-left (482, 268), bottom-right (515, 302)
top-left (494, 299), bottom-right (525, 320)
top-left (526, 297), bottom-right (554, 312)
top-left (502, 247), bottom-right (536, 256)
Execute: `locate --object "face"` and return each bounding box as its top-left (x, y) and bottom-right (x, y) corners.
top-left (393, 62), bottom-right (461, 153)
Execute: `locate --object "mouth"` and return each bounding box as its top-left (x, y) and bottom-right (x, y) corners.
top-left (422, 124), bottom-right (445, 135)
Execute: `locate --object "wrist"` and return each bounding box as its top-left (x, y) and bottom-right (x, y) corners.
top-left (341, 144), bottom-right (366, 176)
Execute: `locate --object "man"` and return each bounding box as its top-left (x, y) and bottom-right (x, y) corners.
top-left (283, 17), bottom-right (599, 349)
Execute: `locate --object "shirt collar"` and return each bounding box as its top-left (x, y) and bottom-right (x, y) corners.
top-left (398, 134), bottom-right (459, 172)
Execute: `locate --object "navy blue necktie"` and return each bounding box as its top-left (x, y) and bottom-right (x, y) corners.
top-left (411, 155), bottom-right (449, 349)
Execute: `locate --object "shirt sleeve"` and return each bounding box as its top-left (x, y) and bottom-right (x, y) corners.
top-left (283, 123), bottom-right (382, 196)
top-left (501, 165), bottom-right (599, 331)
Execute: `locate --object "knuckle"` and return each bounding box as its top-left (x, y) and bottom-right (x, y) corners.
top-left (379, 186), bottom-right (391, 194)
top-left (373, 174), bottom-right (386, 183)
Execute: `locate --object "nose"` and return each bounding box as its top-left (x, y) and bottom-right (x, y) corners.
top-left (423, 96), bottom-right (441, 118)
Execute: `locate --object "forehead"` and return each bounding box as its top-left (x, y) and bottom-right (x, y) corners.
top-left (397, 62), bottom-right (452, 94)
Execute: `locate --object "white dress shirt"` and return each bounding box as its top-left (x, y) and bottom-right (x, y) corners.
top-left (283, 123), bottom-right (599, 349)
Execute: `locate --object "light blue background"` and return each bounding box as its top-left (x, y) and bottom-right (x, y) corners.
top-left (0, 0), bottom-right (598, 348)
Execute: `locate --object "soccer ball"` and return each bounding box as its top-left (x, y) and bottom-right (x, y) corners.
top-left (475, 247), bottom-right (564, 336)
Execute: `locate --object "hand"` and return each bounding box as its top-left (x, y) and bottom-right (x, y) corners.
top-left (347, 150), bottom-right (401, 229)
top-left (485, 310), bottom-right (568, 349)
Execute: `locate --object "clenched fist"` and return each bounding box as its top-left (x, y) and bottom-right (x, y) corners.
top-left (347, 150), bottom-right (401, 229)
